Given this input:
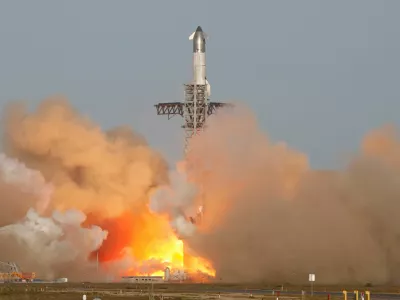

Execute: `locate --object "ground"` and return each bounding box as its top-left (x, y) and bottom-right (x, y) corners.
top-left (0, 283), bottom-right (398, 300)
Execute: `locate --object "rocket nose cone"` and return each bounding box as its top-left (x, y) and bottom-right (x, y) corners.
top-left (192, 26), bottom-right (206, 52)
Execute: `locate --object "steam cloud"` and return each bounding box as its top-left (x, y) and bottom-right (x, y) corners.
top-left (150, 169), bottom-right (198, 238)
top-left (0, 208), bottom-right (108, 280)
top-left (1, 95), bottom-right (400, 285)
top-left (0, 153), bottom-right (108, 280)
top-left (0, 96), bottom-right (169, 280)
top-left (153, 104), bottom-right (400, 285)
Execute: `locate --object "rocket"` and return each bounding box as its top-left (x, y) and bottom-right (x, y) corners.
top-left (189, 26), bottom-right (211, 97)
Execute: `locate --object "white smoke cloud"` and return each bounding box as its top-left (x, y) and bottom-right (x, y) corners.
top-left (0, 208), bottom-right (108, 266)
top-left (150, 169), bottom-right (198, 238)
top-left (0, 153), bottom-right (52, 213)
top-left (0, 152), bottom-right (109, 280)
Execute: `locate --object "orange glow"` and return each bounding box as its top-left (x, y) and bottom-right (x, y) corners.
top-left (183, 251), bottom-right (216, 277)
top-left (86, 204), bottom-right (215, 280)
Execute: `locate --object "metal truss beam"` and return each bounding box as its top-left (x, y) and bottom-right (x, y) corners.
top-left (154, 102), bottom-right (231, 118)
top-left (154, 102), bottom-right (183, 119)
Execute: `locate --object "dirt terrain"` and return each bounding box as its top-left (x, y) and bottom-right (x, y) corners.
top-left (0, 283), bottom-right (398, 300)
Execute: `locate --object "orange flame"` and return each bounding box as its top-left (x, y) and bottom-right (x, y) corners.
top-left (87, 205), bottom-right (215, 280)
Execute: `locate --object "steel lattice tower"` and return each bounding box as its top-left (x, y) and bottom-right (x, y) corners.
top-left (154, 26), bottom-right (231, 276)
top-left (154, 26), bottom-right (230, 154)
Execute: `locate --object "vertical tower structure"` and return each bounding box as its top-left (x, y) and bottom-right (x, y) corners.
top-left (154, 26), bottom-right (231, 277)
top-left (155, 26), bottom-right (230, 154)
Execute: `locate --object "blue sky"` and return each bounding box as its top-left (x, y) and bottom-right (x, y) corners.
top-left (0, 1), bottom-right (399, 168)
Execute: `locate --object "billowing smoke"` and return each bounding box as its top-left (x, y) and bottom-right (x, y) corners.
top-left (0, 153), bottom-right (53, 225)
top-left (0, 152), bottom-right (109, 280)
top-left (0, 208), bottom-right (108, 280)
top-left (150, 168), bottom-right (198, 238)
top-left (153, 104), bottom-right (400, 285)
top-left (0, 96), bottom-right (170, 280)
top-left (4, 94), bottom-right (400, 285)
top-left (3, 96), bottom-right (168, 218)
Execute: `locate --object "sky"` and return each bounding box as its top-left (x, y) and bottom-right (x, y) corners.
top-left (0, 0), bottom-right (399, 169)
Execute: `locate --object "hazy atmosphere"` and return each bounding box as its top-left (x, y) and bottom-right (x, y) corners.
top-left (0, 0), bottom-right (399, 168)
top-left (0, 0), bottom-right (400, 286)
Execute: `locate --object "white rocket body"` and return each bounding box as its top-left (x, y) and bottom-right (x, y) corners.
top-left (189, 26), bottom-right (211, 97)
top-left (193, 52), bottom-right (206, 85)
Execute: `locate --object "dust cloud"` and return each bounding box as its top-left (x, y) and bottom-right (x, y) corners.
top-left (0, 96), bottom-right (169, 280)
top-left (3, 96), bottom-right (168, 218)
top-left (1, 95), bottom-right (400, 285)
top-left (161, 104), bottom-right (400, 285)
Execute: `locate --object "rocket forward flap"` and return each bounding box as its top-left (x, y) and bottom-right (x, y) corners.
top-left (189, 32), bottom-right (208, 40)
top-left (206, 79), bottom-right (211, 97)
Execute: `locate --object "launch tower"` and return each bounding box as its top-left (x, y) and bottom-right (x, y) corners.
top-left (154, 26), bottom-right (230, 277)
top-left (154, 26), bottom-right (230, 153)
